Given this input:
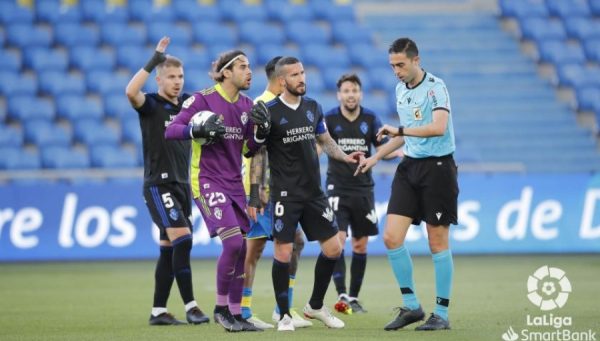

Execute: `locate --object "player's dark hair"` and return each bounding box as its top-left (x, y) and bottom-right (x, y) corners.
top-left (389, 38), bottom-right (419, 58)
top-left (336, 73), bottom-right (362, 90)
top-left (274, 56), bottom-right (300, 77)
top-left (265, 56), bottom-right (282, 80)
top-left (210, 50), bottom-right (247, 82)
top-left (157, 55), bottom-right (183, 75)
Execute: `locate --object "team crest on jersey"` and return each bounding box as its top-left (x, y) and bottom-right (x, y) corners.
top-left (306, 110), bottom-right (314, 122)
top-left (334, 125), bottom-right (342, 132)
top-left (322, 207), bottom-right (334, 222)
top-left (413, 107), bottom-right (423, 120)
top-left (214, 207), bottom-right (222, 220)
top-left (169, 208), bottom-right (179, 221)
top-left (182, 96), bottom-right (195, 109)
top-left (360, 121), bottom-right (368, 135)
top-left (280, 117), bottom-right (288, 125)
top-left (274, 219), bottom-right (284, 232)
top-left (241, 112), bottom-right (248, 125)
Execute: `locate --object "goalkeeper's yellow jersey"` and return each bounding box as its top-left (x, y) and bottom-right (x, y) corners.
top-left (243, 90), bottom-right (277, 195)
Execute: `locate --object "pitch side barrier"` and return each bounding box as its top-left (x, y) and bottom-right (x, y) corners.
top-left (0, 172), bottom-right (599, 261)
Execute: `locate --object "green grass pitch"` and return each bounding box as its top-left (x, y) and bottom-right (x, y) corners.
top-left (0, 255), bottom-right (597, 340)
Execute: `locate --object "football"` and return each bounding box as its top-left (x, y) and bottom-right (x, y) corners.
top-left (189, 110), bottom-right (219, 145)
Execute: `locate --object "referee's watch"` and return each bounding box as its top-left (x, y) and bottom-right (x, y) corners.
top-left (397, 125), bottom-right (405, 136)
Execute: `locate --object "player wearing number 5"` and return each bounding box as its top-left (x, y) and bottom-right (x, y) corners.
top-left (356, 37), bottom-right (458, 331)
top-left (126, 37), bottom-right (209, 326)
top-left (165, 50), bottom-right (268, 332)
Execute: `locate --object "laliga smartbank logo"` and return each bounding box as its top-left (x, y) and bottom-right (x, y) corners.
top-left (501, 266), bottom-right (596, 341)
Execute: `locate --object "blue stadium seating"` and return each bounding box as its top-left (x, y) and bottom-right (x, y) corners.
top-left (116, 45), bottom-right (153, 72)
top-left (70, 47), bottom-right (117, 72)
top-left (86, 71), bottom-right (130, 96)
top-left (265, 1), bottom-right (314, 22)
top-left (41, 146), bottom-right (90, 169)
top-left (121, 118), bottom-right (142, 146)
top-left (322, 67), bottom-right (352, 91)
top-left (239, 21), bottom-right (286, 46)
top-left (54, 23), bottom-right (100, 48)
top-left (0, 50), bottom-right (21, 71)
top-left (520, 18), bottom-right (567, 41)
top-left (104, 94), bottom-right (134, 120)
top-left (583, 39), bottom-right (600, 62)
top-left (38, 71), bottom-right (86, 97)
top-left (254, 44), bottom-right (300, 66)
top-left (167, 46), bottom-right (211, 70)
top-left (0, 1), bottom-right (34, 24)
top-left (223, 2), bottom-right (268, 22)
top-left (556, 64), bottom-right (600, 88)
top-left (564, 18), bottom-right (600, 41)
top-left (192, 22), bottom-right (238, 47)
top-left (591, 0), bottom-right (600, 15)
top-left (56, 95), bottom-right (104, 122)
top-left (90, 145), bottom-right (138, 168)
top-left (304, 69), bottom-right (326, 95)
top-left (499, 0), bottom-right (549, 18)
top-left (331, 21), bottom-right (373, 45)
top-left (0, 147), bottom-right (41, 170)
top-left (0, 72), bottom-right (37, 97)
top-left (0, 125), bottom-right (23, 147)
top-left (81, 0), bottom-right (128, 23)
top-left (310, 1), bottom-right (356, 22)
top-left (100, 22), bottom-right (146, 46)
top-left (6, 23), bottom-right (53, 48)
top-left (73, 119), bottom-right (120, 147)
top-left (7, 95), bottom-right (55, 122)
top-left (147, 23), bottom-right (193, 46)
top-left (36, 0), bottom-right (82, 24)
top-left (173, 0), bottom-right (221, 22)
top-left (24, 47), bottom-right (70, 73)
top-left (23, 120), bottom-right (72, 148)
top-left (546, 0), bottom-right (590, 18)
top-left (349, 44), bottom-right (388, 69)
top-left (286, 21), bottom-right (331, 45)
top-left (303, 44), bottom-right (351, 71)
top-left (576, 87), bottom-right (600, 112)
top-left (128, 0), bottom-right (176, 24)
top-left (537, 41), bottom-right (586, 64)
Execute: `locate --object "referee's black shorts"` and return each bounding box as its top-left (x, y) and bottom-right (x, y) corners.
top-left (387, 154), bottom-right (458, 226)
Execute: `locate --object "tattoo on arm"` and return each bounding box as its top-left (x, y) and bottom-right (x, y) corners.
top-left (319, 134), bottom-right (347, 162)
top-left (250, 146), bottom-right (267, 185)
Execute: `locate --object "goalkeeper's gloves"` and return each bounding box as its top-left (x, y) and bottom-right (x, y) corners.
top-left (250, 100), bottom-right (270, 140)
top-left (191, 116), bottom-right (226, 139)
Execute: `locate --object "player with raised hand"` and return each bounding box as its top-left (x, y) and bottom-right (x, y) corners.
top-left (325, 73), bottom-right (399, 315)
top-left (125, 36), bottom-right (209, 326)
top-left (165, 50), bottom-right (266, 332)
top-left (356, 37), bottom-right (458, 331)
top-left (241, 56), bottom-right (312, 330)
top-left (249, 56), bottom-right (363, 332)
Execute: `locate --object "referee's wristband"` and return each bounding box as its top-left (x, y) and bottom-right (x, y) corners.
top-left (397, 125), bottom-right (405, 136)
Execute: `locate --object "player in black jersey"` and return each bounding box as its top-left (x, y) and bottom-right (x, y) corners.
top-left (248, 56), bottom-right (362, 331)
top-left (126, 37), bottom-right (209, 326)
top-left (325, 74), bottom-right (399, 315)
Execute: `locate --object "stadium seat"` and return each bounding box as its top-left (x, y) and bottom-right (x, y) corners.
top-left (353, 70), bottom-right (374, 93)
top-left (54, 23), bottom-right (100, 47)
top-left (331, 21), bottom-right (373, 45)
top-left (36, 0), bottom-right (82, 23)
top-left (286, 21), bottom-right (331, 45)
top-left (369, 67), bottom-right (399, 92)
top-left (303, 44), bottom-right (351, 71)
top-left (147, 23), bottom-right (193, 46)
top-left (591, 0), bottom-right (600, 15)
top-left (0, 73), bottom-right (37, 97)
top-left (56, 95), bottom-right (104, 122)
top-left (70, 47), bottom-right (117, 72)
top-left (86, 70), bottom-right (130, 96)
top-left (583, 39), bottom-right (600, 63)
top-left (220, 2), bottom-right (268, 22)
top-left (362, 94), bottom-right (394, 117)
top-left (310, 1), bottom-right (356, 22)
top-left (73, 119), bottom-right (120, 147)
top-left (6, 23), bottom-right (53, 48)
top-left (265, 1), bottom-right (314, 22)
top-left (183, 67), bottom-right (213, 93)
top-left (537, 41), bottom-right (586, 64)
top-left (519, 18), bottom-right (567, 41)
top-left (81, 0), bottom-right (129, 23)
top-left (192, 22), bottom-right (238, 47)
top-left (41, 146), bottom-right (90, 169)
top-left (575, 87), bottom-right (600, 112)
top-left (556, 64), bottom-right (600, 88)
top-left (0, 125), bottom-right (23, 148)
top-left (90, 146), bottom-right (138, 168)
top-left (128, 0), bottom-right (176, 23)
top-left (173, 0), bottom-right (221, 22)
top-left (305, 69), bottom-right (326, 95)
top-left (0, 1), bottom-right (34, 24)
top-left (0, 50), bottom-right (22, 71)
top-left (322, 67), bottom-right (352, 91)
top-left (116, 45), bottom-right (154, 72)
top-left (24, 47), bottom-right (69, 72)
top-left (7, 95), bottom-right (55, 122)
top-left (121, 118), bottom-right (142, 146)
top-left (38, 71), bottom-right (86, 97)
top-left (104, 94), bottom-right (135, 120)
top-left (499, 0), bottom-right (550, 18)
top-left (167, 46), bottom-right (211, 70)
top-left (349, 44), bottom-right (388, 69)
top-left (254, 43), bottom-right (300, 66)
top-left (23, 120), bottom-right (72, 147)
top-left (238, 21), bottom-right (286, 46)
top-left (0, 147), bottom-right (41, 170)
top-left (312, 93), bottom-right (338, 113)
top-left (100, 22), bottom-right (146, 46)
top-left (563, 18), bottom-right (600, 42)
top-left (545, 0), bottom-right (590, 19)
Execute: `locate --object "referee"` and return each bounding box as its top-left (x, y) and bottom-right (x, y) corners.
top-left (357, 37), bottom-right (458, 331)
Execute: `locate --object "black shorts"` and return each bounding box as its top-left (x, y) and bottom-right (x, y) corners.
top-left (387, 154), bottom-right (458, 226)
top-left (271, 195), bottom-right (339, 243)
top-left (328, 193), bottom-right (378, 238)
top-left (143, 182), bottom-right (193, 241)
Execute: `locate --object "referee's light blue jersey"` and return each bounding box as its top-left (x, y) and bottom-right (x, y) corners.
top-left (395, 71), bottom-right (455, 158)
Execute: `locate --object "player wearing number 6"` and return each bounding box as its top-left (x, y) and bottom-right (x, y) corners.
top-left (126, 37), bottom-right (209, 326)
top-left (165, 50), bottom-right (267, 332)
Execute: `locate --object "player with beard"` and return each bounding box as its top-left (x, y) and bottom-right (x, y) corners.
top-left (165, 50), bottom-right (269, 332)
